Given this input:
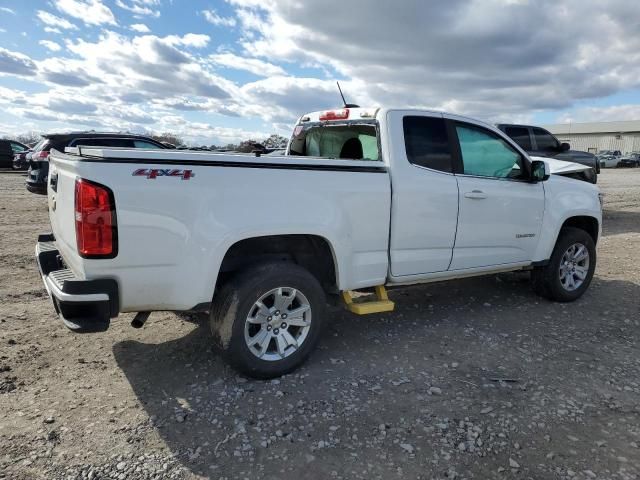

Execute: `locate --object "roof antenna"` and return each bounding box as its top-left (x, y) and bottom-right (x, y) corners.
top-left (336, 81), bottom-right (359, 108)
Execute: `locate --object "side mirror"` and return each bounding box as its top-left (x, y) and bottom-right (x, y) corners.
top-left (560, 142), bottom-right (570, 152)
top-left (531, 160), bottom-right (550, 182)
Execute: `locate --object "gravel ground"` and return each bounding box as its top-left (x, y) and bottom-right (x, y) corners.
top-left (0, 169), bottom-right (639, 480)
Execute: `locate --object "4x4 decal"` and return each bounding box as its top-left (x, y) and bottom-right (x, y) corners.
top-left (132, 168), bottom-right (194, 180)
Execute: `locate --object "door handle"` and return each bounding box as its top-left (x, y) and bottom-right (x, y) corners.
top-left (464, 190), bottom-right (487, 199)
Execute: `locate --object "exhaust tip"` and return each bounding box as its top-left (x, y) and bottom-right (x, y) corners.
top-left (131, 311), bottom-right (151, 329)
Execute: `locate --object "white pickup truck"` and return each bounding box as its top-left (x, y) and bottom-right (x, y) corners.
top-left (38, 107), bottom-right (602, 378)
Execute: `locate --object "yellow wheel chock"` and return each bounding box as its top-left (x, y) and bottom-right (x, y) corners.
top-left (341, 285), bottom-right (395, 315)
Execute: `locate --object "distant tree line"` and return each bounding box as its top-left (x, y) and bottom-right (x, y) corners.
top-left (0, 131), bottom-right (42, 146)
top-left (152, 132), bottom-right (288, 151)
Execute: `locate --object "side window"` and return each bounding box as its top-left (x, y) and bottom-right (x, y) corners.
top-left (532, 127), bottom-right (559, 152)
top-left (504, 126), bottom-right (532, 151)
top-left (133, 140), bottom-right (163, 149)
top-left (403, 116), bottom-right (453, 172)
top-left (456, 123), bottom-right (524, 179)
top-left (10, 142), bottom-right (26, 153)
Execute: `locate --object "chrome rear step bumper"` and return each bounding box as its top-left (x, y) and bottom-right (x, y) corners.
top-left (36, 234), bottom-right (119, 332)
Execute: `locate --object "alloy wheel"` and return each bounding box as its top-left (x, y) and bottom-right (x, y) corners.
top-left (244, 287), bottom-right (312, 361)
top-left (559, 243), bottom-right (590, 291)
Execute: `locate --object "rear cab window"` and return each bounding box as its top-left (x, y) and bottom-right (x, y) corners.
top-left (403, 116), bottom-right (454, 173)
top-left (289, 121), bottom-right (380, 161)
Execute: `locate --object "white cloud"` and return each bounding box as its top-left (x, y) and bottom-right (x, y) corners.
top-left (44, 27), bottom-right (63, 34)
top-left (228, 0), bottom-right (640, 121)
top-left (0, 86), bottom-right (27, 104)
top-left (54, 0), bottom-right (117, 26)
top-left (0, 7), bottom-right (15, 14)
top-left (557, 105), bottom-right (640, 123)
top-left (115, 0), bottom-right (160, 18)
top-left (37, 10), bottom-right (78, 30)
top-left (210, 52), bottom-right (285, 77)
top-left (238, 76), bottom-right (373, 122)
top-left (202, 9), bottom-right (236, 27)
top-left (130, 23), bottom-right (150, 33)
top-left (156, 115), bottom-right (270, 144)
top-left (39, 40), bottom-right (63, 52)
top-left (164, 33), bottom-right (210, 48)
top-left (0, 47), bottom-right (36, 76)
top-left (58, 31), bottom-right (233, 99)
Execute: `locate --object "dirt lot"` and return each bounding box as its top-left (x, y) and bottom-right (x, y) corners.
top-left (0, 169), bottom-right (639, 480)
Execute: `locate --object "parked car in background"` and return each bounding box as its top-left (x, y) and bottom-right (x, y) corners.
top-left (617, 152), bottom-right (640, 168)
top-left (597, 150), bottom-right (621, 158)
top-left (0, 139), bottom-right (29, 168)
top-left (598, 155), bottom-right (621, 169)
top-left (496, 124), bottom-right (599, 183)
top-left (26, 132), bottom-right (168, 194)
top-left (13, 148), bottom-right (33, 170)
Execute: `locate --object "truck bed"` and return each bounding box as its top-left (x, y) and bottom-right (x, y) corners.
top-left (46, 147), bottom-right (392, 312)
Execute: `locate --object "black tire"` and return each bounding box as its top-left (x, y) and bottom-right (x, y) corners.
top-left (210, 262), bottom-right (326, 379)
top-left (531, 227), bottom-right (596, 302)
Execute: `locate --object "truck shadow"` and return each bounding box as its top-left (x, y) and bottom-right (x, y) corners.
top-left (602, 209), bottom-right (640, 236)
top-left (113, 274), bottom-right (640, 478)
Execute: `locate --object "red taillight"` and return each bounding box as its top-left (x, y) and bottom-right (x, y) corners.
top-left (74, 178), bottom-right (117, 258)
top-left (35, 151), bottom-right (49, 160)
top-left (319, 109), bottom-right (349, 121)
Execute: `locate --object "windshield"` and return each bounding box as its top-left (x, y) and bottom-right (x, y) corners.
top-left (288, 122), bottom-right (380, 160)
top-left (32, 138), bottom-right (48, 153)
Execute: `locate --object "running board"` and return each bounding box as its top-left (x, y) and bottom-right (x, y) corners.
top-left (341, 286), bottom-right (395, 315)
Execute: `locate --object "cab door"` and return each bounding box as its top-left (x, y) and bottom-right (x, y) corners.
top-left (387, 111), bottom-right (459, 276)
top-left (447, 118), bottom-right (545, 270)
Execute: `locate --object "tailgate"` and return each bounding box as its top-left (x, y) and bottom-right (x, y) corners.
top-left (47, 151), bottom-right (86, 277)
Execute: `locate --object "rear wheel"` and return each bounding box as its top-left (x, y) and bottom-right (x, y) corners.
top-left (531, 227), bottom-right (596, 302)
top-left (210, 262), bottom-right (326, 379)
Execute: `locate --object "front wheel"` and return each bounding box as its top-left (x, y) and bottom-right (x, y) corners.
top-left (531, 227), bottom-right (596, 302)
top-left (210, 262), bottom-right (326, 379)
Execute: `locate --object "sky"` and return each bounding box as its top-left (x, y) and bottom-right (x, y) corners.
top-left (1, 0), bottom-right (640, 145)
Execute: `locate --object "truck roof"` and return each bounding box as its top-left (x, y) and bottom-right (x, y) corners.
top-left (298, 107), bottom-right (496, 131)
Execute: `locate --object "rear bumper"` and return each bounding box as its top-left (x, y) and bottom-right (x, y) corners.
top-left (36, 233), bottom-right (119, 332)
top-left (26, 182), bottom-right (47, 194)
top-left (26, 164), bottom-right (48, 194)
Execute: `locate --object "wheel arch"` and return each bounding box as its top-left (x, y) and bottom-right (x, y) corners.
top-left (532, 212), bottom-right (601, 264)
top-left (560, 215), bottom-right (600, 245)
top-left (214, 233), bottom-right (340, 296)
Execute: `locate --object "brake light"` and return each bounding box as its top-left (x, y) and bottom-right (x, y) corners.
top-left (35, 151), bottom-right (49, 160)
top-left (319, 109), bottom-right (349, 121)
top-left (74, 178), bottom-right (117, 258)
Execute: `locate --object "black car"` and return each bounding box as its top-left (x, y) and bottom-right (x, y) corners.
top-left (496, 124), bottom-right (599, 183)
top-left (26, 132), bottom-right (167, 194)
top-left (618, 153), bottom-right (640, 168)
top-left (13, 149), bottom-right (33, 170)
top-left (0, 139), bottom-right (29, 168)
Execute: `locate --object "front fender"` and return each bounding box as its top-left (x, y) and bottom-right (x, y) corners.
top-left (532, 176), bottom-right (602, 262)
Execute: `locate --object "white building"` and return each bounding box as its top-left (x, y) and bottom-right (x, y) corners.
top-left (543, 120), bottom-right (640, 154)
